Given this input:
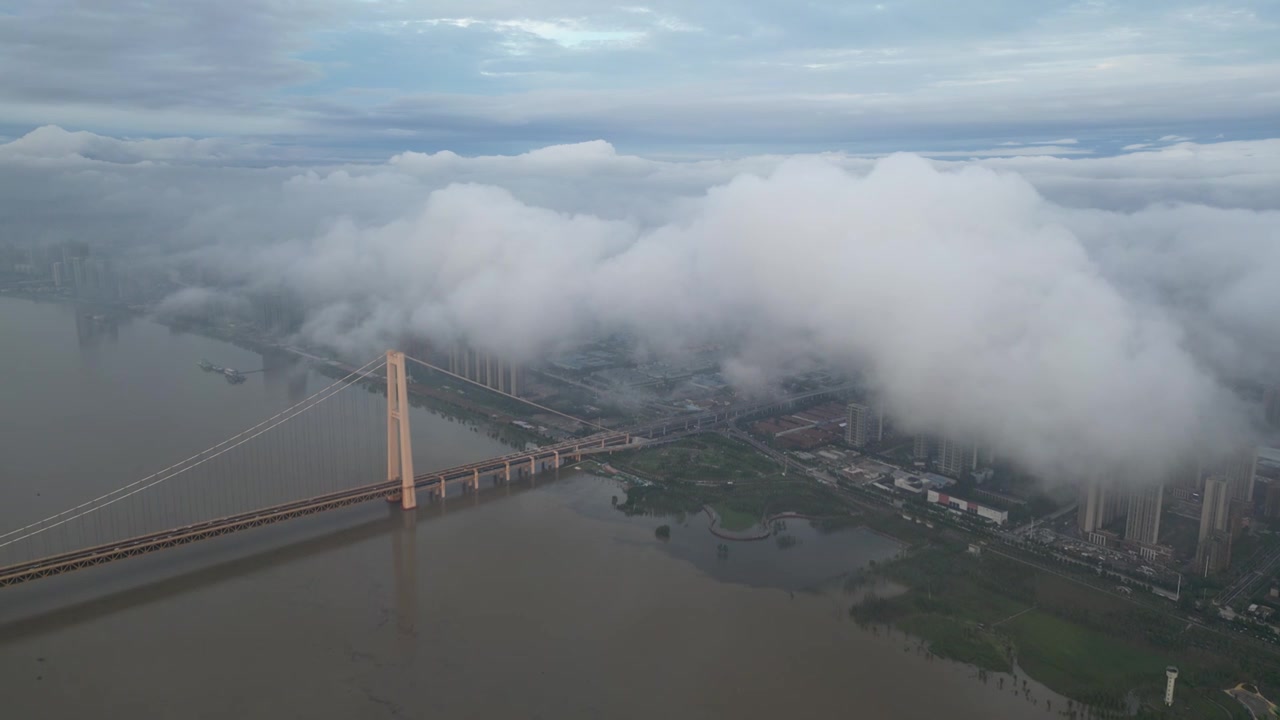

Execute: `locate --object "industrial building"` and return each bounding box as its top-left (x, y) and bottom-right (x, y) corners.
top-left (926, 490), bottom-right (1008, 525)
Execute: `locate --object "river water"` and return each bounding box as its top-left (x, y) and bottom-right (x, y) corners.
top-left (0, 297), bottom-right (1065, 719)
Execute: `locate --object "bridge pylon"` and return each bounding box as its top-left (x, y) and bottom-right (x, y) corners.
top-left (386, 350), bottom-right (416, 510)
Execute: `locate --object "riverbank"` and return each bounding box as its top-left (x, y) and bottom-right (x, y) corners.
top-left (611, 434), bottom-right (858, 523)
top-left (851, 540), bottom-right (1265, 717)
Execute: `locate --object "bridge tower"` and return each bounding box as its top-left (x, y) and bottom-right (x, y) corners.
top-left (386, 350), bottom-right (416, 510)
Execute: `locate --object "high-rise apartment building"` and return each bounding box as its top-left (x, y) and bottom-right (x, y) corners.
top-left (1198, 476), bottom-right (1232, 543)
top-left (69, 256), bottom-right (85, 291)
top-left (1124, 484), bottom-right (1163, 545)
top-left (937, 438), bottom-right (979, 479)
top-left (1078, 481), bottom-right (1107, 535)
top-left (844, 402), bottom-right (882, 449)
top-left (1078, 477), bottom-right (1129, 536)
top-left (1196, 475), bottom-right (1234, 575)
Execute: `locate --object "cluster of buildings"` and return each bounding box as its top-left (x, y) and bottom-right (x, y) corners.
top-left (837, 399), bottom-right (1011, 525)
top-left (447, 346), bottom-right (524, 397)
top-left (840, 452), bottom-right (1010, 525)
top-left (838, 399), bottom-right (1277, 577)
top-left (398, 338), bottom-right (527, 398)
top-left (1075, 446), bottom-right (1263, 573)
top-left (844, 402), bottom-right (995, 482)
top-left (0, 241), bottom-right (152, 303)
top-left (837, 392), bottom-right (1278, 580)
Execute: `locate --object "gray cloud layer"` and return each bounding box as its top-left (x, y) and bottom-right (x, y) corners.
top-left (3, 127), bottom-right (1277, 484)
top-left (2, 1), bottom-right (1277, 153)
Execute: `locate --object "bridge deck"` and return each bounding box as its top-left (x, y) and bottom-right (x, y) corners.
top-left (0, 384), bottom-right (849, 589)
top-left (0, 434), bottom-right (630, 589)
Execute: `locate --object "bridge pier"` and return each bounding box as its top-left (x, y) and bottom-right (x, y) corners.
top-left (471, 468), bottom-right (480, 493)
top-left (504, 461), bottom-right (510, 483)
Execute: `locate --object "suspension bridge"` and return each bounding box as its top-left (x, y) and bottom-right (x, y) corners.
top-left (0, 350), bottom-right (849, 589)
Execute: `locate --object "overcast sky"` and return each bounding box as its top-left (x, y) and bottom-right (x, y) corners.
top-left (2, 0), bottom-right (1278, 157)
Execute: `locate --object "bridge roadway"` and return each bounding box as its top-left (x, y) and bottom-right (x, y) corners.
top-left (0, 383), bottom-right (851, 589)
top-left (0, 431), bottom-right (632, 589)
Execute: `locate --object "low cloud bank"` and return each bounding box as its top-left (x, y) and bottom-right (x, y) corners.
top-left (4, 128), bottom-right (1278, 483)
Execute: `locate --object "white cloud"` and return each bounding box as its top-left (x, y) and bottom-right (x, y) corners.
top-left (3, 128), bottom-right (1277, 485)
top-left (0, 125), bottom-right (260, 165)
top-left (416, 17), bottom-right (646, 49)
top-left (913, 145), bottom-right (1092, 158)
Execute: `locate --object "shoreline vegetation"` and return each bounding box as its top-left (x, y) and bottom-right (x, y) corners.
top-left (850, 542), bottom-right (1267, 718)
top-left (590, 435), bottom-right (1271, 717)
top-left (608, 433), bottom-right (859, 526)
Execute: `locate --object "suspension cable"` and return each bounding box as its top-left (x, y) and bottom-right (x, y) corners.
top-left (0, 354), bottom-right (386, 546)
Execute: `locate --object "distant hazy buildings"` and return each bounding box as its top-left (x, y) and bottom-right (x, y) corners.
top-left (1218, 446), bottom-right (1259, 505)
top-left (1264, 478), bottom-right (1280, 519)
top-left (937, 438), bottom-right (979, 479)
top-left (448, 346), bottom-right (523, 397)
top-left (844, 402), bottom-right (882, 448)
top-left (1124, 485), bottom-right (1163, 546)
top-left (251, 291), bottom-right (304, 335)
top-left (912, 434), bottom-right (933, 462)
top-left (1265, 385), bottom-right (1280, 428)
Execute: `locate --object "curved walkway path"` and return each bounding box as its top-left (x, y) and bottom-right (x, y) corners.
top-left (702, 506), bottom-right (831, 541)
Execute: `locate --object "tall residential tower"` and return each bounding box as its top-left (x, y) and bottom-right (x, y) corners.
top-left (845, 402), bottom-right (882, 449)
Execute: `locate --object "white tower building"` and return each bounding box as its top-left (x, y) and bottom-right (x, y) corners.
top-left (1165, 666), bottom-right (1178, 706)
